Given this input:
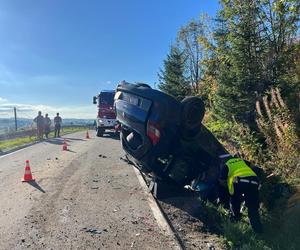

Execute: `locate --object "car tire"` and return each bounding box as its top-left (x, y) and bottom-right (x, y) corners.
top-left (181, 96), bottom-right (205, 133)
top-left (96, 127), bottom-right (104, 137)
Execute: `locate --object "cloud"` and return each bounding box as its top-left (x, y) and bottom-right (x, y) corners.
top-left (0, 66), bottom-right (96, 119)
top-left (0, 97), bottom-right (7, 103)
top-left (0, 98), bottom-right (95, 119)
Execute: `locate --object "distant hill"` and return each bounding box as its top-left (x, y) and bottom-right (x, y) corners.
top-left (62, 119), bottom-right (95, 125)
top-left (0, 118), bottom-right (32, 132)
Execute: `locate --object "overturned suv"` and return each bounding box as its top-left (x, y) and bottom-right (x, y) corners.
top-left (114, 82), bottom-right (228, 196)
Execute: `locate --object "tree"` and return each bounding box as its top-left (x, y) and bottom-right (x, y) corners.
top-left (213, 0), bottom-right (264, 126)
top-left (257, 0), bottom-right (300, 127)
top-left (158, 46), bottom-right (190, 101)
top-left (177, 19), bottom-right (206, 93)
top-left (258, 0), bottom-right (300, 86)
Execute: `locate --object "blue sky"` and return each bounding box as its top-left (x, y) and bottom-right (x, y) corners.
top-left (0, 0), bottom-right (220, 118)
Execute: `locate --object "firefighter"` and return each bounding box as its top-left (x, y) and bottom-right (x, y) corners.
top-left (54, 113), bottom-right (62, 138)
top-left (218, 154), bottom-right (263, 233)
top-left (33, 111), bottom-right (44, 140)
top-left (44, 114), bottom-right (51, 139)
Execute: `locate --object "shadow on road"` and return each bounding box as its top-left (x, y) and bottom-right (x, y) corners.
top-left (63, 137), bottom-right (86, 141)
top-left (43, 138), bottom-right (63, 145)
top-left (26, 180), bottom-right (46, 193)
top-left (65, 149), bottom-right (76, 153)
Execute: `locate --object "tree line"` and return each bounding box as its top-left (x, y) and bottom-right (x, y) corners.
top-left (158, 0), bottom-right (300, 179)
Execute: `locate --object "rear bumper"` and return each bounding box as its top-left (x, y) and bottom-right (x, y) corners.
top-left (97, 118), bottom-right (117, 128)
top-left (97, 126), bottom-right (116, 130)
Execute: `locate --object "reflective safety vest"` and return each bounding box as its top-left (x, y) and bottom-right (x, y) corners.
top-left (226, 158), bottom-right (257, 195)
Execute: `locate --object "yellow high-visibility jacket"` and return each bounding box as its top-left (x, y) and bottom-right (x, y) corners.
top-left (226, 158), bottom-right (257, 195)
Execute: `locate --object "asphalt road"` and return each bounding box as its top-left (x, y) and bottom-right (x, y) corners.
top-left (0, 131), bottom-right (177, 250)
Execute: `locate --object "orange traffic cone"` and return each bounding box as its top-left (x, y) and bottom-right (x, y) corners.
top-left (22, 160), bottom-right (35, 182)
top-left (86, 131), bottom-right (90, 139)
top-left (62, 139), bottom-right (68, 151)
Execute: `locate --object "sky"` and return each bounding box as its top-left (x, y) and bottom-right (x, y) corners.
top-left (0, 0), bottom-right (220, 119)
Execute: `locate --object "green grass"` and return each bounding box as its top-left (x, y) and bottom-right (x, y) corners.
top-left (200, 192), bottom-right (300, 250)
top-left (0, 136), bottom-right (37, 151)
top-left (55, 126), bottom-right (88, 136)
top-left (0, 126), bottom-right (88, 152)
top-left (198, 202), bottom-right (270, 250)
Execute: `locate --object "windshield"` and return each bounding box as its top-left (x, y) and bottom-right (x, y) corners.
top-left (99, 92), bottom-right (114, 105)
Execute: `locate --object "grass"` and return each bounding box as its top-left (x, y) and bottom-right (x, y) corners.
top-left (198, 202), bottom-right (269, 250)
top-left (0, 136), bottom-right (37, 152)
top-left (54, 126), bottom-right (88, 136)
top-left (199, 187), bottom-right (300, 250)
top-left (0, 126), bottom-right (88, 152)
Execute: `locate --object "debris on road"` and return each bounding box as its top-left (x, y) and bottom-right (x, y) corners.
top-left (1, 131), bottom-right (184, 249)
top-left (119, 155), bottom-right (134, 165)
top-left (130, 241), bottom-right (136, 248)
top-left (207, 243), bottom-right (215, 250)
top-left (81, 227), bottom-right (108, 235)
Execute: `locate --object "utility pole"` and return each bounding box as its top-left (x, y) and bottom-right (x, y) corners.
top-left (14, 107), bottom-right (17, 131)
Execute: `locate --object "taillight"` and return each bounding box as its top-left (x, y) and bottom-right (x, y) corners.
top-left (147, 120), bottom-right (160, 145)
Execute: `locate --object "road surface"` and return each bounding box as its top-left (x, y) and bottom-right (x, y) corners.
top-left (0, 131), bottom-right (178, 249)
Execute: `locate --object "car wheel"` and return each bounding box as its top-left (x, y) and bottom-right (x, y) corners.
top-left (96, 127), bottom-right (104, 137)
top-left (181, 96), bottom-right (205, 133)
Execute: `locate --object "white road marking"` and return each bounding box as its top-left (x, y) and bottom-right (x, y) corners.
top-left (132, 167), bottom-right (183, 250)
top-left (0, 142), bottom-right (38, 159)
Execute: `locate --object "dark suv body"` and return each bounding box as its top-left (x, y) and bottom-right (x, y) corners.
top-left (114, 83), bottom-right (228, 191)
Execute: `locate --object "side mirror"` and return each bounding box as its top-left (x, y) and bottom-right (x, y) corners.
top-left (93, 96), bottom-right (97, 104)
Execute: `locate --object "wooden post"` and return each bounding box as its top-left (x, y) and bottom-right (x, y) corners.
top-left (14, 107), bottom-right (17, 131)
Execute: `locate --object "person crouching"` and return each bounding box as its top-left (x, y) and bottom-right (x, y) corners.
top-left (218, 154), bottom-right (263, 233)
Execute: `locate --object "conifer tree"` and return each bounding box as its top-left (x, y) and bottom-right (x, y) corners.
top-left (158, 46), bottom-right (190, 101)
top-left (214, 0), bottom-right (263, 126)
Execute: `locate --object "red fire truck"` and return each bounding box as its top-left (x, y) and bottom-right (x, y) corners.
top-left (93, 90), bottom-right (118, 137)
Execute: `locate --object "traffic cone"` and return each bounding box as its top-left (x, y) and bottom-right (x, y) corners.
top-left (86, 131), bottom-right (90, 139)
top-left (62, 139), bottom-right (68, 151)
top-left (22, 160), bottom-right (35, 182)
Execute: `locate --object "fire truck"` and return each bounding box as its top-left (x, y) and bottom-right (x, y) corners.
top-left (93, 90), bottom-right (118, 137)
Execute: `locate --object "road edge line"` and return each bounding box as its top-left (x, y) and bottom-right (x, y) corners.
top-left (0, 141), bottom-right (40, 159)
top-left (132, 167), bottom-right (183, 250)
